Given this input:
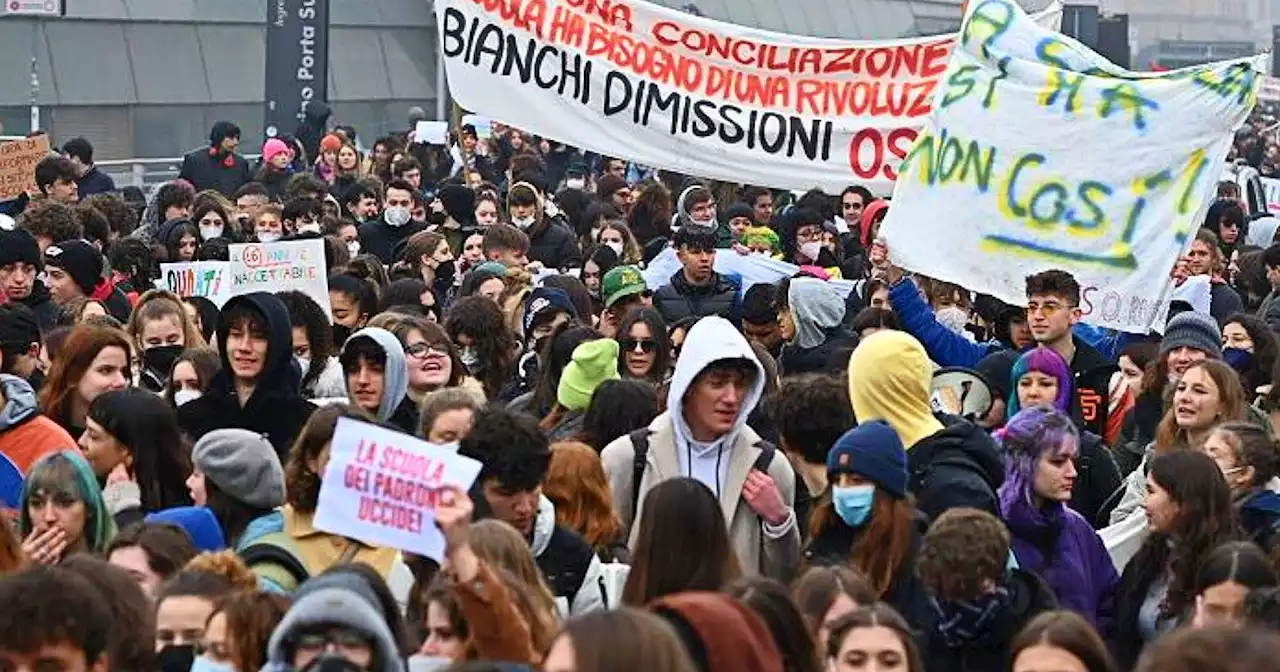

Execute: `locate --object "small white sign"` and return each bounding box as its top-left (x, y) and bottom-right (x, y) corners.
top-left (313, 418), bottom-right (482, 561)
top-left (413, 120), bottom-right (449, 145)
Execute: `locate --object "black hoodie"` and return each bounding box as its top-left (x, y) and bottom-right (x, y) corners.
top-left (908, 414), bottom-right (1006, 523)
top-left (923, 569), bottom-right (1059, 672)
top-left (178, 292), bottom-right (316, 458)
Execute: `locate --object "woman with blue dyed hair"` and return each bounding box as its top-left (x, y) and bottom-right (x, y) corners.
top-left (1002, 347), bottom-right (1123, 528)
top-left (999, 407), bottom-right (1119, 631)
top-left (19, 449), bottom-right (117, 564)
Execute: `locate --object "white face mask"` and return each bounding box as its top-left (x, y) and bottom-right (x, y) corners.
top-left (385, 206), bottom-right (412, 227)
top-left (297, 222), bottom-right (322, 235)
top-left (199, 224), bottom-right (224, 241)
top-left (799, 241), bottom-right (823, 262)
top-left (296, 356), bottom-right (310, 376)
top-left (257, 232), bottom-right (281, 243)
top-left (565, 178), bottom-right (586, 190)
top-left (512, 215), bottom-right (536, 230)
top-left (173, 389), bottom-right (201, 407)
top-left (347, 240), bottom-right (361, 256)
top-left (605, 241), bottom-right (624, 257)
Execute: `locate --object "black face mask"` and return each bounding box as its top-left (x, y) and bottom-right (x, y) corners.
top-left (333, 323), bottom-right (353, 347)
top-left (435, 260), bottom-right (456, 284)
top-left (158, 645), bottom-right (195, 672)
top-left (25, 368), bottom-right (46, 394)
top-left (144, 344), bottom-right (185, 378)
top-left (426, 209), bottom-right (448, 226)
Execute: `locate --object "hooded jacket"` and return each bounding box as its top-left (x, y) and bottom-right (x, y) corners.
top-left (0, 374), bottom-right (72, 473)
top-left (779, 278), bottom-right (856, 376)
top-left (529, 495), bottom-right (605, 616)
top-left (601, 316), bottom-right (801, 580)
top-left (18, 280), bottom-right (60, 334)
top-left (343, 327), bottom-right (418, 435)
top-left (262, 572), bottom-right (405, 672)
top-left (860, 199), bottom-right (890, 248)
top-left (20, 450), bottom-right (117, 554)
top-left (923, 569), bottom-right (1059, 672)
top-left (849, 332), bottom-right (1004, 520)
top-left (653, 269), bottom-right (742, 327)
top-left (1001, 496), bottom-right (1118, 632)
top-left (649, 592), bottom-right (785, 672)
top-left (1238, 486), bottom-right (1280, 551)
top-left (178, 293), bottom-right (316, 458)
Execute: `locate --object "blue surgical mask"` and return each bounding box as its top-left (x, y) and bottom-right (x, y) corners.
top-left (1224, 347), bottom-right (1254, 373)
top-left (832, 484), bottom-right (876, 527)
top-left (191, 655), bottom-right (236, 672)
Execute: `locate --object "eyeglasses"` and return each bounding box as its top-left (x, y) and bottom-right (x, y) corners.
top-left (796, 228), bottom-right (822, 242)
top-left (1025, 301), bottom-right (1073, 316)
top-left (622, 338), bottom-right (658, 354)
top-left (293, 629), bottom-right (372, 655)
top-left (406, 342), bottom-right (450, 358)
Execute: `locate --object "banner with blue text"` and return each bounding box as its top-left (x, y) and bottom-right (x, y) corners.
top-left (880, 0), bottom-right (1266, 333)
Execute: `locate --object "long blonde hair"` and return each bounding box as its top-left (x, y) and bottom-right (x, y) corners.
top-left (469, 519), bottom-right (559, 651)
top-left (126, 289), bottom-right (207, 353)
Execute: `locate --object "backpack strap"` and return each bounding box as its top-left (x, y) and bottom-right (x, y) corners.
top-left (629, 428), bottom-right (653, 521)
top-left (752, 440), bottom-right (776, 473)
top-left (239, 531), bottom-right (310, 593)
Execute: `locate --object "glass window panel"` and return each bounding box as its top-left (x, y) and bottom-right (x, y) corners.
top-left (127, 23), bottom-right (209, 104)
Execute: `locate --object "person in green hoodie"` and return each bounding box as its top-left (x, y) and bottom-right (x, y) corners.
top-left (20, 450), bottom-right (116, 564)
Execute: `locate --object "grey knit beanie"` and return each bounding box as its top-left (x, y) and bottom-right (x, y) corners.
top-left (1160, 311), bottom-right (1222, 359)
top-left (192, 429), bottom-right (285, 509)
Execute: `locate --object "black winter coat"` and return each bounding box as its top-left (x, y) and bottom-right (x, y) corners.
top-left (178, 293), bottom-right (316, 459)
top-left (527, 217), bottom-right (582, 270)
top-left (1074, 430), bottom-right (1123, 529)
top-left (179, 147), bottom-right (252, 198)
top-left (922, 569), bottom-right (1059, 672)
top-left (909, 415), bottom-right (1005, 522)
top-left (805, 508), bottom-right (932, 630)
top-left (653, 271), bottom-right (741, 326)
top-left (357, 218), bottom-right (428, 264)
top-left (778, 332), bottom-right (858, 377)
top-left (19, 282), bottom-right (60, 334)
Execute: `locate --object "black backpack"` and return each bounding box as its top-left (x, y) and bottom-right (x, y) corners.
top-left (627, 428), bottom-right (776, 517)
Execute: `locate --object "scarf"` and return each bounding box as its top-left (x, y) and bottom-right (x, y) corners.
top-left (929, 585), bottom-right (1012, 648)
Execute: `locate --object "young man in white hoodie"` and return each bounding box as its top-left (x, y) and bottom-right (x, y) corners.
top-left (602, 315), bottom-right (801, 581)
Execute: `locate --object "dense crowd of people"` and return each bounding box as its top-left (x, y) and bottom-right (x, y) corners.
top-left (0, 113), bottom-right (1279, 672)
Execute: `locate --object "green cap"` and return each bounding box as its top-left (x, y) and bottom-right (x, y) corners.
top-left (602, 265), bottom-right (647, 308)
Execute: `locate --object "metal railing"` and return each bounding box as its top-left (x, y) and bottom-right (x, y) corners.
top-left (96, 154), bottom-right (262, 193)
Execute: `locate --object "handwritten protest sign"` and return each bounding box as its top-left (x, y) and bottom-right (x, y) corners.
top-left (229, 239), bottom-right (330, 315)
top-left (313, 418), bottom-right (482, 560)
top-left (158, 261), bottom-right (233, 307)
top-left (642, 247), bottom-right (856, 298)
top-left (880, 0), bottom-right (1265, 333)
top-left (0, 135), bottom-right (50, 200)
top-left (435, 0), bottom-right (1061, 193)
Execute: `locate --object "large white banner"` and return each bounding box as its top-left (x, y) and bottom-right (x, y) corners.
top-left (880, 0), bottom-right (1265, 334)
top-left (435, 0), bottom-right (1061, 194)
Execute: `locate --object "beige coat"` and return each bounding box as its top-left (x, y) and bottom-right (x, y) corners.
top-left (601, 413), bottom-right (801, 583)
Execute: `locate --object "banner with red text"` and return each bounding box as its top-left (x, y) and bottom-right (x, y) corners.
top-left (880, 0), bottom-right (1266, 334)
top-left (435, 0), bottom-right (1062, 193)
top-left (313, 418), bottom-right (482, 561)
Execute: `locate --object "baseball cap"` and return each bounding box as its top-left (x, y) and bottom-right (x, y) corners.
top-left (602, 265), bottom-right (648, 308)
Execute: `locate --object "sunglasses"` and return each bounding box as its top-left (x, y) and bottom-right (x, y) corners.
top-left (622, 338), bottom-right (658, 354)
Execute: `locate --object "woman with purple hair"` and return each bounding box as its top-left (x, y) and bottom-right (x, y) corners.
top-left (999, 406), bottom-right (1119, 632)
top-left (1002, 348), bottom-right (1123, 529)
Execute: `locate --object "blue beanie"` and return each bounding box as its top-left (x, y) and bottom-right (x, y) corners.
top-left (826, 420), bottom-right (909, 499)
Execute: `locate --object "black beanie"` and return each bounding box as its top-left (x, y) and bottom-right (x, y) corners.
top-left (438, 184), bottom-right (476, 226)
top-left (0, 303), bottom-right (40, 349)
top-left (0, 229), bottom-right (41, 268)
top-left (44, 240), bottom-right (102, 296)
top-left (742, 283), bottom-right (777, 325)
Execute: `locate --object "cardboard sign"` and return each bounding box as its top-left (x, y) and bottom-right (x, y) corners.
top-left (229, 239), bottom-right (330, 315)
top-left (880, 0), bottom-right (1265, 333)
top-left (435, 0), bottom-right (1060, 193)
top-left (0, 135), bottom-right (50, 200)
top-left (313, 418), bottom-right (482, 561)
top-left (158, 261), bottom-right (234, 307)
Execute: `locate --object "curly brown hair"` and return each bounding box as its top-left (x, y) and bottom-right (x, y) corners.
top-left (543, 442), bottom-right (622, 554)
top-left (917, 508), bottom-right (1010, 601)
top-left (210, 591), bottom-right (290, 672)
top-left (284, 403), bottom-right (373, 511)
top-left (182, 551), bottom-right (259, 592)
